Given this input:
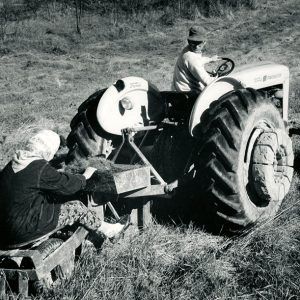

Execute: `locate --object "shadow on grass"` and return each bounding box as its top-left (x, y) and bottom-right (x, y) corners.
top-left (150, 181), bottom-right (237, 236)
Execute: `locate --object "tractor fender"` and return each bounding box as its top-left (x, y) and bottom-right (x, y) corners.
top-left (96, 76), bottom-right (165, 136)
top-left (189, 76), bottom-right (244, 137)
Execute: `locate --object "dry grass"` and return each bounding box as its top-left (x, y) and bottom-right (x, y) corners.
top-left (41, 198), bottom-right (300, 299)
top-left (0, 0), bottom-right (300, 299)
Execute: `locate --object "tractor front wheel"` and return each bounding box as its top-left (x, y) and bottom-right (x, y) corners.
top-left (194, 88), bottom-right (294, 229)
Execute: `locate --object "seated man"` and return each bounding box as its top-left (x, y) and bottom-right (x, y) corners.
top-left (172, 26), bottom-right (220, 94)
top-left (0, 130), bottom-right (127, 249)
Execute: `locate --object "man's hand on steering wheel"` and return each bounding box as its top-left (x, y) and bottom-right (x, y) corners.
top-left (210, 56), bottom-right (221, 76)
top-left (210, 55), bottom-right (221, 62)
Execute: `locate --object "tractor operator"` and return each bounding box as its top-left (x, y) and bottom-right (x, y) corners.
top-left (0, 130), bottom-right (129, 249)
top-left (172, 26), bottom-right (220, 94)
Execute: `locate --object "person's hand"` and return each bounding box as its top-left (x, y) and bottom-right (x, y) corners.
top-left (211, 69), bottom-right (218, 77)
top-left (83, 167), bottom-right (97, 179)
top-left (210, 55), bottom-right (221, 62)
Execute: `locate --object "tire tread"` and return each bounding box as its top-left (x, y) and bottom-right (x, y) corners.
top-left (195, 88), bottom-right (277, 228)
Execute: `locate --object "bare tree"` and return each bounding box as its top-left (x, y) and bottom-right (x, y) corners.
top-left (74, 0), bottom-right (82, 34)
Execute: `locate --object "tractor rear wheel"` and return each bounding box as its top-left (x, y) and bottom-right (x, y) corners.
top-left (66, 89), bottom-right (119, 162)
top-left (194, 88), bottom-right (293, 229)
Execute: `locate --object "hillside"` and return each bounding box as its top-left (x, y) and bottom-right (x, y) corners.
top-left (0, 0), bottom-right (300, 299)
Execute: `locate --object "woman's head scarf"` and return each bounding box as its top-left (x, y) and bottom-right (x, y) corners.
top-left (12, 130), bottom-right (60, 173)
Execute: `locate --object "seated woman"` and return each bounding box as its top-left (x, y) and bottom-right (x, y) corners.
top-left (0, 129), bottom-right (127, 249)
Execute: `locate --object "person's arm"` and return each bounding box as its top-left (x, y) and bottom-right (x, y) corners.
top-left (187, 57), bottom-right (214, 86)
top-left (202, 55), bottom-right (220, 64)
top-left (38, 163), bottom-right (86, 195)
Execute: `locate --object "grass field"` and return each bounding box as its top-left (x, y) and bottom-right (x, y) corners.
top-left (0, 0), bottom-right (300, 299)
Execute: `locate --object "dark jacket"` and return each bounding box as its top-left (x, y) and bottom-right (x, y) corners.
top-left (0, 159), bottom-right (86, 248)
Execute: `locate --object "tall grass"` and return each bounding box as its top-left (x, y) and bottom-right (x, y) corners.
top-left (42, 176), bottom-right (300, 299)
top-left (43, 194), bottom-right (300, 299)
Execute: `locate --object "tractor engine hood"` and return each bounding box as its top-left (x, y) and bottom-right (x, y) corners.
top-left (189, 62), bottom-right (290, 137)
top-left (230, 62), bottom-right (289, 90)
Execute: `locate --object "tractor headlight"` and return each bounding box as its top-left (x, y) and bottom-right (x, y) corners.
top-left (120, 97), bottom-right (134, 110)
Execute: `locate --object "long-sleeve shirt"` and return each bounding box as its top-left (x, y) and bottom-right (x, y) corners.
top-left (172, 46), bottom-right (214, 93)
top-left (0, 159), bottom-right (86, 248)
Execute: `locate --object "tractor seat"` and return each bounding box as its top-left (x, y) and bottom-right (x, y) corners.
top-left (160, 91), bottom-right (198, 121)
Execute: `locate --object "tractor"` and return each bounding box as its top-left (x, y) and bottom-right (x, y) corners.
top-left (66, 57), bottom-right (294, 230)
top-left (0, 58), bottom-right (295, 298)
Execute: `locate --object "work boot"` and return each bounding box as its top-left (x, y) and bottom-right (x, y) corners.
top-left (98, 221), bottom-right (125, 239)
top-left (97, 215), bottom-right (131, 239)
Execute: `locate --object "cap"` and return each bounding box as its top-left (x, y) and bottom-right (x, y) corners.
top-left (187, 26), bottom-right (207, 42)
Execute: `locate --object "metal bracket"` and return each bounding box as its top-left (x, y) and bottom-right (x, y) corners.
top-left (112, 126), bottom-right (166, 186)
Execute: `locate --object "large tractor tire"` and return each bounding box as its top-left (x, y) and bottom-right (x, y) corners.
top-left (67, 89), bottom-right (119, 162)
top-left (194, 88), bottom-right (293, 229)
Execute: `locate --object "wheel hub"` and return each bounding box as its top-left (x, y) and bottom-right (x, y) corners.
top-left (251, 129), bottom-right (294, 204)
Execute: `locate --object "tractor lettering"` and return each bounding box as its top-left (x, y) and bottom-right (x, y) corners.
top-left (267, 73), bottom-right (281, 80)
top-left (129, 82), bottom-right (143, 89)
top-left (254, 76), bottom-right (263, 82)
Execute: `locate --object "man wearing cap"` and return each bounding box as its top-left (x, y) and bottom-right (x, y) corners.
top-left (172, 26), bottom-right (220, 94)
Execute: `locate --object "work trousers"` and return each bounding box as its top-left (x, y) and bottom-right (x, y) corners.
top-left (57, 200), bottom-right (102, 232)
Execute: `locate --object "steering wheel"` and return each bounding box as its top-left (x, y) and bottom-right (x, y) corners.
top-left (208, 57), bottom-right (235, 77)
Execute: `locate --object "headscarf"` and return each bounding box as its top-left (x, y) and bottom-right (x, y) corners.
top-left (11, 130), bottom-right (61, 173)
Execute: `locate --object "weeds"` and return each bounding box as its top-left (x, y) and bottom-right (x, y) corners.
top-left (42, 203), bottom-right (300, 299)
